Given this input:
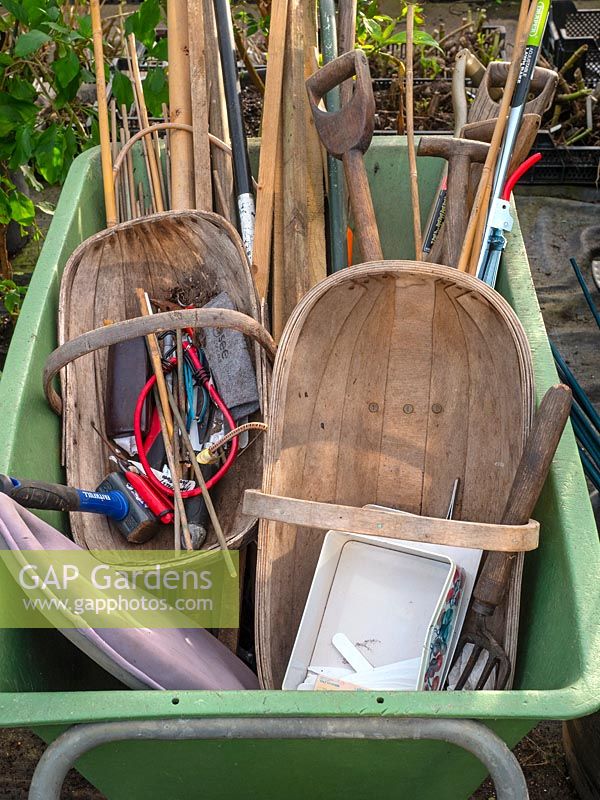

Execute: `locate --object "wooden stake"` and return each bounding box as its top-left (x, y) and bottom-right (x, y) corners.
top-left (406, 3), bottom-right (421, 257)
top-left (273, 0), bottom-right (326, 339)
top-left (167, 0), bottom-right (195, 209)
top-left (127, 36), bottom-right (164, 213)
top-left (457, 0), bottom-right (534, 273)
top-left (90, 0), bottom-right (117, 227)
top-left (187, 0), bottom-right (212, 210)
top-left (213, 168), bottom-right (231, 223)
top-left (135, 289), bottom-right (174, 439)
top-left (251, 0), bottom-right (289, 301)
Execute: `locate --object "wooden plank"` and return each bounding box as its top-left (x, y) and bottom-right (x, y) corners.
top-left (273, 0), bottom-right (326, 339)
top-left (187, 0), bottom-right (212, 210)
top-left (244, 491), bottom-right (540, 552)
top-left (303, 0), bottom-right (327, 288)
top-left (167, 0), bottom-right (195, 209)
top-left (251, 0), bottom-right (289, 301)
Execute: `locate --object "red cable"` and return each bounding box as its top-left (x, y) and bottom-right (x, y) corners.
top-left (502, 153), bottom-right (542, 201)
top-left (133, 370), bottom-right (238, 499)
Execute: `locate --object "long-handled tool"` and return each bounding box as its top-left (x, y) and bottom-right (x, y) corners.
top-left (213, 0), bottom-right (256, 261)
top-left (0, 473), bottom-right (168, 543)
top-left (474, 0), bottom-right (552, 279)
top-left (458, 0), bottom-right (541, 274)
top-left (478, 152), bottom-right (542, 287)
top-left (451, 383), bottom-right (572, 690)
top-left (417, 137), bottom-right (489, 268)
top-left (306, 50), bottom-right (382, 262)
top-left (318, 0), bottom-right (348, 272)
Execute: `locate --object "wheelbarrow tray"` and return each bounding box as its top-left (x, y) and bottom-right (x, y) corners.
top-left (0, 139), bottom-right (597, 800)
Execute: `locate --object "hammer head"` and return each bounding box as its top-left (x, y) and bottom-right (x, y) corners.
top-left (97, 472), bottom-right (163, 544)
top-left (306, 50), bottom-right (375, 160)
top-left (418, 135), bottom-right (489, 164)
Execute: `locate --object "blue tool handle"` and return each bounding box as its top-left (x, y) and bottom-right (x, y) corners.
top-left (0, 475), bottom-right (128, 521)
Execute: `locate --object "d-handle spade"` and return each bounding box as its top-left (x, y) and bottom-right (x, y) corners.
top-left (306, 50), bottom-right (382, 263)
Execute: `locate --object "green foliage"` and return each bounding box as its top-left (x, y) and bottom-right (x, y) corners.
top-left (143, 66), bottom-right (169, 117)
top-left (0, 279), bottom-right (27, 319)
top-left (0, 176), bottom-right (35, 231)
top-left (233, 7), bottom-right (270, 40)
top-left (124, 0), bottom-right (167, 59)
top-left (0, 0), bottom-right (103, 278)
top-left (0, 0), bottom-right (97, 188)
top-left (355, 0), bottom-right (441, 73)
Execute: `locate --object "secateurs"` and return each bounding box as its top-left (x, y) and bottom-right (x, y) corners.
top-left (477, 152), bottom-right (542, 286)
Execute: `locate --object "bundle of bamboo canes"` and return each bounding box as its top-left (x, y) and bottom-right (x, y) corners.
top-left (91, 0), bottom-right (236, 225)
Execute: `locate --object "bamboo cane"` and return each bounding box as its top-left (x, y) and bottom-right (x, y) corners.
top-left (166, 387), bottom-right (238, 577)
top-left (167, 0), bottom-right (195, 209)
top-left (121, 105), bottom-right (136, 220)
top-left (135, 289), bottom-right (174, 439)
top-left (457, 0), bottom-right (534, 273)
top-left (127, 35), bottom-right (165, 213)
top-left (153, 389), bottom-right (192, 551)
top-left (406, 3), bottom-right (421, 257)
top-left (109, 100), bottom-right (121, 223)
top-left (126, 39), bottom-right (157, 213)
top-left (119, 126), bottom-right (132, 220)
top-left (90, 0), bottom-right (117, 227)
top-left (162, 103), bottom-right (172, 209)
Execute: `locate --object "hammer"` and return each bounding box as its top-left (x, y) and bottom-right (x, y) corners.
top-left (306, 50), bottom-right (382, 262)
top-left (417, 137), bottom-right (489, 268)
top-left (0, 472), bottom-right (170, 543)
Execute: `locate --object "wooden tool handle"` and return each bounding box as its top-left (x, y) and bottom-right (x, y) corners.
top-left (343, 149), bottom-right (383, 262)
top-left (487, 63), bottom-right (558, 116)
top-left (306, 50), bottom-right (375, 157)
top-left (473, 384), bottom-right (572, 614)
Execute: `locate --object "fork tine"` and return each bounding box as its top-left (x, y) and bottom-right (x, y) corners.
top-left (455, 643), bottom-right (483, 690)
top-left (475, 654), bottom-right (498, 690)
top-left (495, 656), bottom-right (512, 690)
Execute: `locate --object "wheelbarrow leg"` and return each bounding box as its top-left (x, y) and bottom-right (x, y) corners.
top-left (29, 716), bottom-right (528, 800)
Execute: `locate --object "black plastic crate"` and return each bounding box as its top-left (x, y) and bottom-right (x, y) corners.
top-left (521, 130), bottom-right (599, 185)
top-left (544, 0), bottom-right (600, 87)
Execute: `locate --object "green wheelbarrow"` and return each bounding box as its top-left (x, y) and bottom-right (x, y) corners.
top-left (0, 141), bottom-right (598, 800)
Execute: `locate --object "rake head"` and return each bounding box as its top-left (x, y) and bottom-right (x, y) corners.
top-left (451, 613), bottom-right (511, 691)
